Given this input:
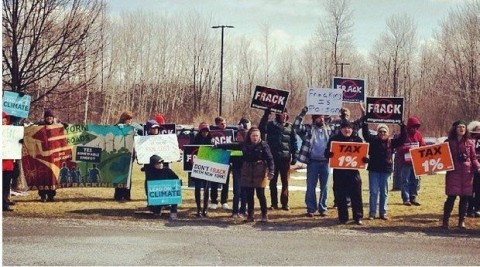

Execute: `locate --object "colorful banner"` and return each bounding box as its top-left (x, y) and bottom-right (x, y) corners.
top-left (191, 146), bottom-right (231, 183)
top-left (365, 97), bottom-right (404, 124)
top-left (410, 143), bottom-right (454, 176)
top-left (183, 145), bottom-right (213, 171)
top-left (332, 77), bottom-right (366, 103)
top-left (2, 125), bottom-right (24, 159)
top-left (22, 124), bottom-right (135, 189)
top-left (147, 179), bottom-right (182, 206)
top-left (2, 91), bottom-right (31, 118)
top-left (134, 134), bottom-right (180, 164)
top-left (250, 85), bottom-right (290, 114)
top-left (306, 88), bottom-right (343, 115)
top-left (328, 141), bottom-right (369, 170)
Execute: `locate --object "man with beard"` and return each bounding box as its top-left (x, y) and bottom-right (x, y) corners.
top-left (294, 106), bottom-right (333, 217)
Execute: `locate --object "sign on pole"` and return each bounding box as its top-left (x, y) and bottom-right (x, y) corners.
top-left (2, 91), bottom-right (31, 118)
top-left (147, 179), bottom-right (182, 206)
top-left (365, 97), bottom-right (404, 124)
top-left (410, 143), bottom-right (454, 176)
top-left (332, 77), bottom-right (366, 103)
top-left (191, 146), bottom-right (231, 184)
top-left (306, 88), bottom-right (343, 115)
top-left (328, 141), bottom-right (369, 170)
top-left (134, 134), bottom-right (180, 164)
top-left (250, 85), bottom-right (289, 114)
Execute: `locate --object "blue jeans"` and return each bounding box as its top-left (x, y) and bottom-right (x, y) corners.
top-left (368, 171), bottom-right (391, 217)
top-left (400, 165), bottom-right (420, 202)
top-left (305, 160), bottom-right (330, 214)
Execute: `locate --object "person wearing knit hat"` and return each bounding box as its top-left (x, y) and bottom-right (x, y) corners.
top-left (191, 122), bottom-right (213, 217)
top-left (398, 116), bottom-right (426, 206)
top-left (43, 109), bottom-right (55, 125)
top-left (467, 120), bottom-right (480, 218)
top-left (260, 107), bottom-right (298, 211)
top-left (155, 114), bottom-right (166, 125)
top-left (362, 120), bottom-right (406, 220)
top-left (442, 120), bottom-right (480, 229)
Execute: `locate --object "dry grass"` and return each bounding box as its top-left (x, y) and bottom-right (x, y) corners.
top-left (5, 162), bottom-right (480, 236)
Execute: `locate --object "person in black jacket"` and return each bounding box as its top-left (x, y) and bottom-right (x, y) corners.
top-left (326, 121), bottom-right (366, 225)
top-left (259, 108), bottom-right (298, 211)
top-left (191, 122), bottom-right (212, 217)
top-left (362, 121), bottom-right (406, 220)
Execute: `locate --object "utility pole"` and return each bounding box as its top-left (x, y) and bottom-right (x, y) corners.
top-left (212, 25), bottom-right (234, 117)
top-left (335, 62), bottom-right (350, 77)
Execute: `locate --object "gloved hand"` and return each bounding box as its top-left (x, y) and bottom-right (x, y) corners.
top-left (18, 92), bottom-right (25, 97)
top-left (362, 157), bottom-right (370, 163)
top-left (328, 152), bottom-right (334, 158)
top-left (290, 158), bottom-right (297, 165)
top-left (263, 108), bottom-right (271, 116)
top-left (300, 106), bottom-right (308, 115)
top-left (18, 139), bottom-right (24, 144)
top-left (267, 172), bottom-right (274, 180)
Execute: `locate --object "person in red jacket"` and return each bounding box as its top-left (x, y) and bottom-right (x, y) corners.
top-left (2, 112), bottom-right (14, 211)
top-left (442, 121), bottom-right (480, 229)
top-left (397, 117), bottom-right (426, 206)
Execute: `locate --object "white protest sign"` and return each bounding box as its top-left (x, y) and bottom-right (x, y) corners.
top-left (306, 88), bottom-right (343, 115)
top-left (2, 125), bottom-right (24, 159)
top-left (191, 158), bottom-right (230, 184)
top-left (134, 134), bottom-right (180, 164)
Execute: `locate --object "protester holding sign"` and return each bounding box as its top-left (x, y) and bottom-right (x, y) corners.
top-left (442, 121), bottom-right (480, 229)
top-left (397, 117), bottom-right (426, 206)
top-left (326, 121), bottom-right (366, 225)
top-left (191, 122), bottom-right (213, 217)
top-left (466, 121), bottom-right (480, 218)
top-left (259, 108), bottom-right (298, 211)
top-left (209, 116), bottom-right (231, 210)
top-left (113, 111), bottom-right (134, 201)
top-left (2, 112), bottom-right (15, 211)
top-left (293, 106), bottom-right (333, 217)
top-left (362, 120), bottom-right (406, 220)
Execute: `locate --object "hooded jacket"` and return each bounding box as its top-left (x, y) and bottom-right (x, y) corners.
top-left (397, 117), bottom-right (426, 165)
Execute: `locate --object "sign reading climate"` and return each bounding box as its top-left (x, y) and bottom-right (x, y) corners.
top-left (365, 97), bottom-right (404, 124)
top-left (250, 85), bottom-right (289, 114)
top-left (332, 77), bottom-right (365, 103)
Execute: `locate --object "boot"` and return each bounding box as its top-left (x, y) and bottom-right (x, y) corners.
top-left (442, 218), bottom-right (449, 229)
top-left (442, 201), bottom-right (453, 229)
top-left (458, 218), bottom-right (466, 229)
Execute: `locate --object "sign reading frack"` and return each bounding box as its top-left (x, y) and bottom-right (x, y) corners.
top-left (306, 88), bottom-right (343, 116)
top-left (365, 97), bottom-right (404, 124)
top-left (250, 85), bottom-right (289, 113)
top-left (332, 77), bottom-right (366, 103)
top-left (158, 124), bottom-right (176, 135)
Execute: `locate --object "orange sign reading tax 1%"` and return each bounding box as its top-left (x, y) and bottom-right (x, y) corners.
top-left (409, 142), bottom-right (454, 176)
top-left (328, 141), bottom-right (370, 170)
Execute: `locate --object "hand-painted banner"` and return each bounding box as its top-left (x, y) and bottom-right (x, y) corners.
top-left (332, 77), bottom-right (366, 103)
top-left (365, 97), bottom-right (404, 124)
top-left (134, 134), bottom-right (180, 164)
top-left (147, 179), bottom-right (182, 206)
top-left (191, 146), bottom-right (231, 183)
top-left (250, 85), bottom-right (290, 114)
top-left (410, 143), bottom-right (454, 176)
top-left (22, 124), bottom-right (134, 189)
top-left (329, 141), bottom-right (369, 170)
top-left (2, 125), bottom-right (24, 159)
top-left (2, 91), bottom-right (31, 118)
top-left (306, 88), bottom-right (343, 115)
top-left (183, 145), bottom-right (213, 171)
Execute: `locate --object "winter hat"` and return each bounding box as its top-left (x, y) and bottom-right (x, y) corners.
top-left (155, 114), bottom-right (166, 124)
top-left (145, 119), bottom-right (160, 132)
top-left (44, 109), bottom-right (54, 118)
top-left (377, 124), bottom-right (389, 134)
top-left (467, 120), bottom-right (480, 133)
top-left (452, 120), bottom-right (467, 128)
top-left (340, 121), bottom-right (354, 129)
top-left (2, 112), bottom-right (10, 125)
top-left (238, 118), bottom-right (251, 130)
top-left (198, 122), bottom-right (210, 132)
top-left (150, 155), bottom-right (164, 164)
top-left (406, 117), bottom-right (421, 128)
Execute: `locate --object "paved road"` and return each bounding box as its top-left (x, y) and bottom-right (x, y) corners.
top-left (3, 216), bottom-right (480, 266)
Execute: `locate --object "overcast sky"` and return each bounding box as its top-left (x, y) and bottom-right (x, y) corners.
top-left (107, 0), bottom-right (465, 55)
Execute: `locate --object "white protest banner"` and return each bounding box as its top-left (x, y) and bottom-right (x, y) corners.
top-left (134, 134), bottom-right (180, 164)
top-left (2, 125), bottom-right (24, 159)
top-left (306, 88), bottom-right (343, 115)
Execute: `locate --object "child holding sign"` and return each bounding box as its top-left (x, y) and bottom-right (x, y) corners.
top-left (442, 121), bottom-right (480, 229)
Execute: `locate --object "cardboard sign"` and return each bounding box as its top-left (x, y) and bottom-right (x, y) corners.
top-left (147, 179), bottom-right (182, 206)
top-left (75, 146), bottom-right (102, 163)
top-left (410, 143), bottom-right (454, 176)
top-left (158, 123), bottom-right (176, 135)
top-left (332, 77), bottom-right (366, 103)
top-left (366, 97), bottom-right (404, 124)
top-left (134, 134), bottom-right (180, 164)
top-left (2, 125), bottom-right (24, 159)
top-left (2, 91), bottom-right (31, 118)
top-left (250, 85), bottom-right (289, 113)
top-left (183, 144), bottom-right (212, 171)
top-left (306, 88), bottom-right (343, 116)
top-left (328, 141), bottom-right (369, 170)
top-left (191, 146), bottom-right (231, 183)
top-left (210, 129), bottom-right (235, 145)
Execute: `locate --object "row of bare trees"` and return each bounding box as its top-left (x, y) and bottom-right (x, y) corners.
top-left (3, 0), bottom-right (479, 135)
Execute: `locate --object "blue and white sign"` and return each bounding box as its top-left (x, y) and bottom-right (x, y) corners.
top-left (147, 179), bottom-right (182, 206)
top-left (2, 91), bottom-right (31, 118)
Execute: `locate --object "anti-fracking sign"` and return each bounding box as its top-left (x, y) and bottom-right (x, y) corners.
top-left (306, 88), bottom-right (343, 116)
top-left (332, 77), bottom-right (366, 103)
top-left (250, 85), bottom-right (289, 114)
top-left (365, 97), bottom-right (404, 124)
top-left (210, 129), bottom-right (235, 145)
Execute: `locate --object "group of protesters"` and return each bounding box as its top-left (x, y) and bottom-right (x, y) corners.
top-left (3, 106), bottom-right (480, 230)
